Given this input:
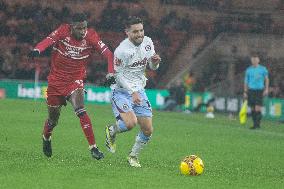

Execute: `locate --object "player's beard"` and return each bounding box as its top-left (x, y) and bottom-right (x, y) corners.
top-left (132, 36), bottom-right (144, 46)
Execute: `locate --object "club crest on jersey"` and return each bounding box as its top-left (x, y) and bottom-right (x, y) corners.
top-left (81, 39), bottom-right (87, 46)
top-left (75, 80), bottom-right (83, 87)
top-left (65, 37), bottom-right (70, 42)
top-left (131, 57), bottom-right (147, 67)
top-left (145, 45), bottom-right (151, 51)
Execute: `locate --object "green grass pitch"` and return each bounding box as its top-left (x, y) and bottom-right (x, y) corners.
top-left (0, 99), bottom-right (283, 189)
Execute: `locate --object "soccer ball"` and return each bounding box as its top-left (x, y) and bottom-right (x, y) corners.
top-left (206, 105), bottom-right (215, 118)
top-left (207, 105), bottom-right (214, 113)
top-left (180, 155), bottom-right (204, 176)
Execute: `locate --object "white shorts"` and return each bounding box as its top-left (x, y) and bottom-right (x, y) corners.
top-left (111, 89), bottom-right (152, 119)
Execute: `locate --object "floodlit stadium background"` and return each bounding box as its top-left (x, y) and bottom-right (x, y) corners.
top-left (0, 0), bottom-right (283, 119)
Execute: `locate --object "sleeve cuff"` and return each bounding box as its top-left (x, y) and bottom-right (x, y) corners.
top-left (34, 49), bottom-right (41, 54)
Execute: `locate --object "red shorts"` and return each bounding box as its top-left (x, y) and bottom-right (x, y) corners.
top-left (47, 80), bottom-right (84, 106)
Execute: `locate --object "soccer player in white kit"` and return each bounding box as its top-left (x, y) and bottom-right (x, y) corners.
top-left (105, 16), bottom-right (161, 167)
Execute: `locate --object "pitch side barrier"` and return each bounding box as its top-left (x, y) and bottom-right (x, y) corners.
top-left (0, 80), bottom-right (283, 121)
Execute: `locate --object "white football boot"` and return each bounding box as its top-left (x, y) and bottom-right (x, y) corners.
top-left (127, 155), bottom-right (141, 168)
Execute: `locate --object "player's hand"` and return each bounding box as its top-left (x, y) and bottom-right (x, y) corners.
top-left (27, 49), bottom-right (40, 59)
top-left (151, 54), bottom-right (161, 65)
top-left (263, 88), bottom-right (269, 97)
top-left (132, 91), bottom-right (142, 105)
top-left (105, 73), bottom-right (116, 86)
top-left (243, 92), bottom-right (248, 99)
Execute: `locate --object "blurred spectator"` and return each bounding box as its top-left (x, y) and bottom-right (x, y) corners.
top-left (9, 46), bottom-right (21, 78)
top-left (183, 70), bottom-right (196, 92)
top-left (145, 70), bottom-right (157, 89)
top-left (99, 2), bottom-right (128, 32)
top-left (0, 53), bottom-right (5, 78)
top-left (160, 80), bottom-right (186, 111)
top-left (0, 0), bottom-right (283, 92)
top-left (279, 80), bottom-right (284, 98)
top-left (0, 48), bottom-right (13, 78)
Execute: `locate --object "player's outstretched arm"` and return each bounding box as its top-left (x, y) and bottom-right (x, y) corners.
top-left (102, 48), bottom-right (115, 86)
top-left (28, 24), bottom-right (66, 60)
top-left (102, 48), bottom-right (114, 73)
top-left (27, 36), bottom-right (55, 60)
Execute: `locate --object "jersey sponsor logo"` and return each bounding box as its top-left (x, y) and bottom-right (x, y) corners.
top-left (65, 45), bottom-right (84, 56)
top-left (145, 45), bottom-right (151, 51)
top-left (130, 57), bottom-right (147, 68)
top-left (59, 40), bottom-right (91, 58)
top-left (114, 57), bottom-right (122, 66)
top-left (53, 47), bottom-right (90, 60)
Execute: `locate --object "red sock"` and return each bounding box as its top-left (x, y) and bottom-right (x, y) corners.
top-left (43, 120), bottom-right (54, 139)
top-left (78, 113), bottom-right (96, 146)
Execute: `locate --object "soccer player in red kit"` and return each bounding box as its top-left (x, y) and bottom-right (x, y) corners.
top-left (28, 13), bottom-right (114, 160)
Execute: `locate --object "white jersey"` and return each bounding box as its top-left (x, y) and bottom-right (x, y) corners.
top-left (112, 36), bottom-right (158, 94)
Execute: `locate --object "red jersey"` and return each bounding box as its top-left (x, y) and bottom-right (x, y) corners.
top-left (34, 24), bottom-right (113, 83)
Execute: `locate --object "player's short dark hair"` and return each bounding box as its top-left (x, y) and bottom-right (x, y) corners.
top-left (72, 13), bottom-right (87, 23)
top-left (125, 16), bottom-right (143, 29)
top-left (250, 51), bottom-right (259, 57)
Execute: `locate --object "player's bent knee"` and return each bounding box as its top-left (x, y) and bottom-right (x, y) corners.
top-left (120, 111), bottom-right (137, 129)
top-left (48, 113), bottom-right (60, 124)
top-left (143, 128), bottom-right (153, 136)
top-left (124, 118), bottom-right (137, 129)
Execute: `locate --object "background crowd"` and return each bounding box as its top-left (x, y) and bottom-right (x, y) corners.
top-left (0, 0), bottom-right (283, 98)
